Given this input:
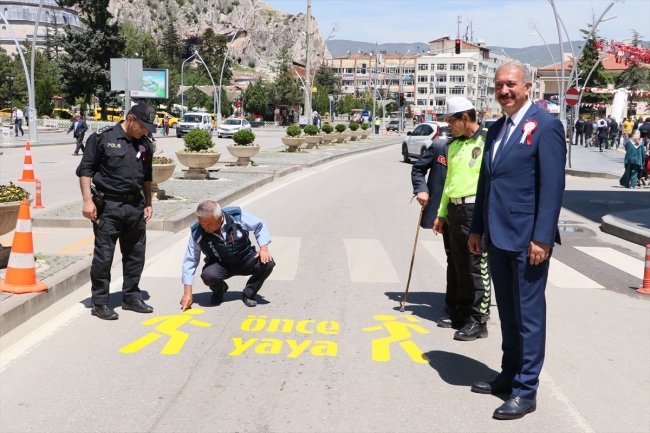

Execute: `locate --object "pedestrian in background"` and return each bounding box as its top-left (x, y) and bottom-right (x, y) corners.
top-left (68, 113), bottom-right (88, 156)
top-left (11, 106), bottom-right (24, 137)
top-left (76, 101), bottom-right (157, 321)
top-left (584, 117), bottom-right (594, 147)
top-left (574, 116), bottom-right (585, 146)
top-left (608, 117), bottom-right (620, 149)
top-left (433, 97), bottom-right (491, 341)
top-left (469, 60), bottom-right (566, 420)
top-left (639, 117), bottom-right (650, 146)
top-left (411, 133), bottom-right (459, 326)
top-left (619, 130), bottom-right (645, 189)
top-left (623, 116), bottom-right (635, 141)
top-left (163, 114), bottom-right (170, 136)
top-left (374, 116), bottom-right (381, 134)
top-left (597, 118), bottom-right (608, 152)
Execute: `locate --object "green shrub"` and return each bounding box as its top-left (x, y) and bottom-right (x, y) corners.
top-left (152, 156), bottom-right (175, 164)
top-left (286, 125), bottom-right (302, 137)
top-left (303, 125), bottom-right (319, 136)
top-left (0, 182), bottom-right (30, 203)
top-left (183, 129), bottom-right (215, 152)
top-left (348, 122), bottom-right (359, 131)
top-left (335, 124), bottom-right (346, 133)
top-left (321, 124), bottom-right (334, 134)
top-left (360, 123), bottom-right (370, 130)
top-left (232, 129), bottom-right (256, 146)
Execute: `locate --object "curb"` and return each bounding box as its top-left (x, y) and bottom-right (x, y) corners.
top-left (602, 212), bottom-right (650, 246)
top-left (0, 256), bottom-right (92, 337)
top-left (565, 168), bottom-right (620, 180)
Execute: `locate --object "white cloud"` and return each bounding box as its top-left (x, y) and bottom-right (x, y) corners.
top-left (265, 0), bottom-right (650, 47)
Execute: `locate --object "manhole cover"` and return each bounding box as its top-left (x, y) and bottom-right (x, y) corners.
top-left (589, 199), bottom-right (625, 204)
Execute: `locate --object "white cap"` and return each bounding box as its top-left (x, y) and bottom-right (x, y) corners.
top-left (440, 97), bottom-right (475, 119)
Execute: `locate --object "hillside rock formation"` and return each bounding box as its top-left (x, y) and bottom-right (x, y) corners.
top-left (109, 0), bottom-right (332, 76)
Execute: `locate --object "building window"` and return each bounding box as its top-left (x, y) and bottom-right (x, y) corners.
top-left (417, 87), bottom-right (428, 94)
top-left (436, 87), bottom-right (447, 95)
top-left (417, 76), bottom-right (428, 83)
top-left (449, 87), bottom-right (465, 94)
top-left (429, 100), bottom-right (435, 105)
top-left (450, 63), bottom-right (465, 71)
top-left (343, 68), bottom-right (354, 74)
top-left (417, 99), bottom-right (427, 106)
top-left (449, 75), bottom-right (465, 83)
top-left (403, 68), bottom-right (415, 74)
top-left (1, 26), bottom-right (5, 38)
top-left (436, 99), bottom-right (446, 106)
top-left (418, 64), bottom-right (428, 71)
top-left (405, 92), bottom-right (414, 98)
top-left (436, 75), bottom-right (447, 83)
top-left (437, 64), bottom-right (447, 71)
top-left (342, 81), bottom-right (354, 86)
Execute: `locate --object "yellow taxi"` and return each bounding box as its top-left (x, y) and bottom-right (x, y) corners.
top-left (93, 107), bottom-right (123, 121)
top-left (156, 111), bottom-right (179, 127)
top-left (0, 108), bottom-right (13, 118)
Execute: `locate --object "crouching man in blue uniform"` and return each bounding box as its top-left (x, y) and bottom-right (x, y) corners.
top-left (180, 200), bottom-right (275, 310)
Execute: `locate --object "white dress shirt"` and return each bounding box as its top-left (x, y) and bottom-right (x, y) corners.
top-left (492, 99), bottom-right (532, 161)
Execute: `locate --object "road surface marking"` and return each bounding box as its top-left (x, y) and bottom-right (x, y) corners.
top-left (119, 308), bottom-right (211, 355)
top-left (362, 315), bottom-right (430, 363)
top-left (420, 240), bottom-right (448, 269)
top-left (267, 236), bottom-right (301, 281)
top-left (574, 247), bottom-right (643, 278)
top-left (56, 235), bottom-right (95, 255)
top-left (548, 258), bottom-right (604, 289)
top-left (540, 371), bottom-right (595, 433)
top-left (343, 239), bottom-right (400, 283)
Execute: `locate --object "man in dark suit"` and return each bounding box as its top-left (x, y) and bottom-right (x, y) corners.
top-left (468, 60), bottom-right (566, 420)
top-left (411, 136), bottom-right (458, 317)
top-left (68, 113), bottom-right (89, 156)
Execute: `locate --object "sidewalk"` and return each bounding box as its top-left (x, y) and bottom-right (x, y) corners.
top-left (566, 143), bottom-right (626, 178)
top-left (0, 137), bottom-right (401, 335)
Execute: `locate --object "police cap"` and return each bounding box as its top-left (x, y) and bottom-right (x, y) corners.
top-left (128, 102), bottom-right (157, 133)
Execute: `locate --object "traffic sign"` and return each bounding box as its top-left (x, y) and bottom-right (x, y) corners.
top-left (566, 87), bottom-right (579, 106)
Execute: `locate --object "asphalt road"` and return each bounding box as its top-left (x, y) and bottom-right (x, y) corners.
top-left (0, 144), bottom-right (648, 432)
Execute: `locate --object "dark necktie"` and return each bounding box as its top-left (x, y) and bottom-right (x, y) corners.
top-left (493, 117), bottom-right (514, 166)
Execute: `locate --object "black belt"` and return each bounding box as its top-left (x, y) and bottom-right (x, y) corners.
top-left (103, 193), bottom-right (140, 203)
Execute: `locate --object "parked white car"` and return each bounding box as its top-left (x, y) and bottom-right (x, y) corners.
top-left (402, 121), bottom-right (453, 162)
top-left (217, 118), bottom-right (252, 138)
top-left (176, 112), bottom-right (213, 138)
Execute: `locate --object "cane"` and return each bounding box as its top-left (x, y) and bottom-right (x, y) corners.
top-left (400, 196), bottom-right (424, 312)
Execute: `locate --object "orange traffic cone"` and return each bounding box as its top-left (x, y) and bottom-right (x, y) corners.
top-left (637, 244), bottom-right (650, 295)
top-left (18, 142), bottom-right (37, 182)
top-left (0, 199), bottom-right (48, 294)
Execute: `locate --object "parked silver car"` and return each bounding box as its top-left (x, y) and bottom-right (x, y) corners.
top-left (217, 118), bottom-right (252, 138)
top-left (401, 121), bottom-right (453, 162)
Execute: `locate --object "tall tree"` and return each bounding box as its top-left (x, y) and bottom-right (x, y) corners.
top-left (243, 79), bottom-right (269, 115)
top-left (312, 79), bottom-right (331, 115)
top-left (56, 0), bottom-right (125, 119)
top-left (121, 22), bottom-right (162, 69)
top-left (35, 75), bottom-right (55, 116)
top-left (314, 64), bottom-right (339, 96)
top-left (199, 28), bottom-right (232, 84)
top-left (272, 48), bottom-right (302, 106)
top-left (161, 19), bottom-right (183, 67)
top-left (576, 25), bottom-right (611, 104)
top-left (44, 13), bottom-right (61, 61)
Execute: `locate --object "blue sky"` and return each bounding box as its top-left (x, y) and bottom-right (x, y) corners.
top-left (265, 0), bottom-right (650, 47)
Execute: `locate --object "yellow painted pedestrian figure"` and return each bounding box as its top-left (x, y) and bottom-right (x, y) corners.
top-left (120, 309), bottom-right (212, 355)
top-left (362, 315), bottom-right (430, 363)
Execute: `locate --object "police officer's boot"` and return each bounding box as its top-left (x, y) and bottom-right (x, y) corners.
top-left (453, 320), bottom-right (488, 341)
top-left (122, 299), bottom-right (154, 313)
top-left (91, 305), bottom-right (119, 320)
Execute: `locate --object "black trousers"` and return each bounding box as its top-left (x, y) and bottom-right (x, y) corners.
top-left (441, 220), bottom-right (459, 312)
top-left (375, 125), bottom-right (380, 134)
top-left (575, 131), bottom-right (584, 145)
top-left (447, 202), bottom-right (491, 323)
top-left (201, 254), bottom-right (275, 299)
top-left (74, 133), bottom-right (85, 154)
top-left (90, 199), bottom-right (146, 305)
top-left (14, 119), bottom-right (24, 136)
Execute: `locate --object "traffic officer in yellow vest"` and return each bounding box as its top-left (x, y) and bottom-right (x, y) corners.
top-left (374, 117), bottom-right (381, 134)
top-left (433, 97), bottom-right (491, 341)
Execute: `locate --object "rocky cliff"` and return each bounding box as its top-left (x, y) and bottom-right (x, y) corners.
top-left (109, 0), bottom-right (332, 76)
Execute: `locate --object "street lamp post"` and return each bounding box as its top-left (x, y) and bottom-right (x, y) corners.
top-left (5, 73), bottom-right (14, 109)
top-left (397, 52), bottom-right (418, 136)
top-left (218, 1), bottom-right (261, 127)
top-left (192, 49), bottom-right (218, 128)
top-left (28, 0), bottom-right (45, 143)
top-left (180, 52), bottom-right (198, 116)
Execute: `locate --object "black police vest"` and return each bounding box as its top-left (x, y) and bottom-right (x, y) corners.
top-left (191, 207), bottom-right (255, 267)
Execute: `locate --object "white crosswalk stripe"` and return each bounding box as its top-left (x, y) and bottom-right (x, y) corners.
top-left (420, 241), bottom-right (448, 269)
top-left (268, 236), bottom-right (301, 281)
top-left (574, 247), bottom-right (643, 279)
top-left (343, 239), bottom-right (400, 283)
top-left (548, 258), bottom-right (604, 289)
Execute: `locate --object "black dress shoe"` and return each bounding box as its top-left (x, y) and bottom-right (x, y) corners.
top-left (210, 282), bottom-right (229, 305)
top-left (453, 321), bottom-right (488, 341)
top-left (436, 315), bottom-right (466, 329)
top-left (122, 299), bottom-right (154, 313)
top-left (91, 304), bottom-right (119, 320)
top-left (471, 378), bottom-right (512, 395)
top-left (493, 395), bottom-right (537, 420)
top-left (242, 293), bottom-right (257, 307)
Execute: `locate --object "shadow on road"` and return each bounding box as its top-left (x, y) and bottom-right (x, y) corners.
top-left (424, 350), bottom-right (505, 398)
top-left (562, 189), bottom-right (650, 225)
top-left (80, 290), bottom-right (151, 309)
top-left (384, 291), bottom-right (446, 323)
top-left (193, 290), bottom-right (270, 307)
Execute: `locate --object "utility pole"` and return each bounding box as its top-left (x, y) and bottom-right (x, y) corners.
top-left (304, 0), bottom-right (312, 124)
top-left (372, 43), bottom-right (377, 135)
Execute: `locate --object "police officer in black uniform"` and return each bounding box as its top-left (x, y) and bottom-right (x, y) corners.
top-left (76, 102), bottom-right (157, 320)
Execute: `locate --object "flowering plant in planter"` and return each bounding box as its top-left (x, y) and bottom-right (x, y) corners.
top-left (0, 182), bottom-right (30, 203)
top-left (152, 156), bottom-right (175, 164)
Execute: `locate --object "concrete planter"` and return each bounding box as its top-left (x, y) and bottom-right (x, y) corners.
top-left (281, 136), bottom-right (305, 152)
top-left (151, 163), bottom-right (176, 199)
top-left (303, 135), bottom-right (322, 149)
top-left (0, 200), bottom-right (29, 267)
top-left (336, 132), bottom-right (349, 143)
top-left (349, 130), bottom-right (363, 141)
top-left (227, 145), bottom-right (260, 166)
top-left (360, 129), bottom-right (371, 139)
top-left (175, 151), bottom-right (221, 180)
top-left (321, 134), bottom-right (335, 145)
